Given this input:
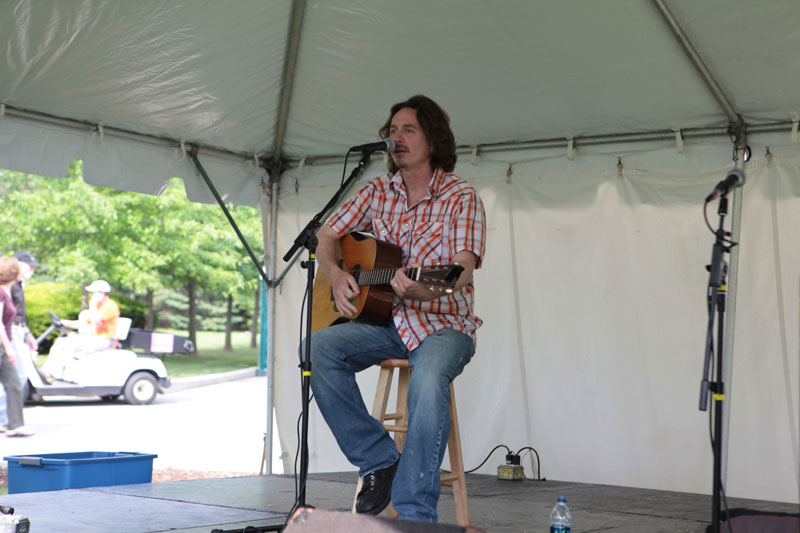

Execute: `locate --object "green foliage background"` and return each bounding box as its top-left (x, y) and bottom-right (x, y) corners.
top-left (25, 282), bottom-right (82, 345)
top-left (1, 161), bottom-right (264, 348)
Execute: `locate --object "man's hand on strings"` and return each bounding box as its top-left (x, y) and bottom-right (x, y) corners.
top-left (316, 225), bottom-right (360, 317)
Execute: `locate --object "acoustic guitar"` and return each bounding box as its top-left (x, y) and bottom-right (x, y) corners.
top-left (311, 232), bottom-right (464, 331)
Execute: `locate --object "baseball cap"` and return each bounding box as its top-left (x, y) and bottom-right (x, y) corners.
top-left (86, 280), bottom-right (111, 293)
top-left (13, 250), bottom-right (41, 267)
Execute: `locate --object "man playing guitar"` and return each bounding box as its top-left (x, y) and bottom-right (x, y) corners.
top-left (308, 95), bottom-right (486, 523)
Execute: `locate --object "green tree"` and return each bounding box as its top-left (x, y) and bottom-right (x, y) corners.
top-left (1, 164), bottom-right (264, 355)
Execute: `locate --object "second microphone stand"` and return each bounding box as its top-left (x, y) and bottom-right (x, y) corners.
top-left (699, 195), bottom-right (736, 533)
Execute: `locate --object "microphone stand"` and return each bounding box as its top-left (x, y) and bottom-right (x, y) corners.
top-left (214, 150), bottom-right (375, 533)
top-left (281, 149), bottom-right (374, 511)
top-left (699, 195), bottom-right (734, 533)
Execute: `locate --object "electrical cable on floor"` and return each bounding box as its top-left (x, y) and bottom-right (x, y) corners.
top-left (444, 443), bottom-right (545, 481)
top-left (462, 444), bottom-right (512, 474)
top-left (517, 446), bottom-right (544, 481)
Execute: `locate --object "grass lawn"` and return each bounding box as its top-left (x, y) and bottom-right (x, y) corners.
top-left (159, 330), bottom-right (261, 378)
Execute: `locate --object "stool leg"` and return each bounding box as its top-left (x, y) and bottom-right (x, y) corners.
top-left (372, 366), bottom-right (395, 420)
top-left (260, 435), bottom-right (266, 475)
top-left (385, 366), bottom-right (408, 519)
top-left (447, 382), bottom-right (471, 526)
top-left (394, 366), bottom-right (410, 452)
top-left (353, 366), bottom-right (395, 513)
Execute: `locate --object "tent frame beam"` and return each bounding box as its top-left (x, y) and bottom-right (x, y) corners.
top-left (12, 100), bottom-right (789, 172)
top-left (651, 0), bottom-right (740, 126)
top-left (7, 96), bottom-right (792, 174)
top-left (281, 121), bottom-right (793, 168)
top-left (265, 0), bottom-right (307, 185)
top-left (3, 104), bottom-right (267, 167)
top-left (187, 147), bottom-right (272, 287)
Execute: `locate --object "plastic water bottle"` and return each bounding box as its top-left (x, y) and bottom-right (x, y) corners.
top-left (549, 496), bottom-right (572, 533)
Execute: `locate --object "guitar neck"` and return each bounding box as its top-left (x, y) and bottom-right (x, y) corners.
top-left (354, 267), bottom-right (421, 287)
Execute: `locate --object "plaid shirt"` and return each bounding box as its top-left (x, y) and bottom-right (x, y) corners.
top-left (327, 168), bottom-right (486, 350)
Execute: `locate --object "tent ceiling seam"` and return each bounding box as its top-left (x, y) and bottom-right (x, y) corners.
top-left (267, 0), bottom-right (307, 183)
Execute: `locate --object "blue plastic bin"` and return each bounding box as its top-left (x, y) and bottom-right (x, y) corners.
top-left (3, 451), bottom-right (157, 494)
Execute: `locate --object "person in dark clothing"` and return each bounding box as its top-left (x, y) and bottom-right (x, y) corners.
top-left (11, 251), bottom-right (41, 356)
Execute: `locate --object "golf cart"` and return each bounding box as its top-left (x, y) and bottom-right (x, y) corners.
top-left (20, 312), bottom-right (183, 405)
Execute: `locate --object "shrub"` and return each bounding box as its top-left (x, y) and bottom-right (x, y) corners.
top-left (25, 282), bottom-right (83, 344)
top-left (113, 292), bottom-right (147, 329)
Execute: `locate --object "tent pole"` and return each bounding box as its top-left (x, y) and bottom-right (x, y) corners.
top-left (720, 148), bottom-right (746, 498)
top-left (259, 179), bottom-right (274, 476)
top-left (258, 179), bottom-right (272, 377)
top-left (266, 179), bottom-right (282, 474)
top-left (259, 177), bottom-right (282, 476)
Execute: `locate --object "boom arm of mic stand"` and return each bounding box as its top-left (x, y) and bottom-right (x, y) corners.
top-left (282, 151), bottom-right (373, 262)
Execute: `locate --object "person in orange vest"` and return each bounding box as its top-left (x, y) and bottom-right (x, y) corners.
top-left (41, 280), bottom-right (120, 383)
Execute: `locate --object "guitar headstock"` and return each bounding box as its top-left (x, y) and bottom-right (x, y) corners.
top-left (416, 265), bottom-right (465, 287)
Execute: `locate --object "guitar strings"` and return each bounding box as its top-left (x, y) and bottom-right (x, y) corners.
top-left (353, 267), bottom-right (420, 286)
top-left (352, 266), bottom-right (458, 286)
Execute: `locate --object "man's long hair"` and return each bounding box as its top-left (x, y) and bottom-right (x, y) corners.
top-left (378, 95), bottom-right (457, 174)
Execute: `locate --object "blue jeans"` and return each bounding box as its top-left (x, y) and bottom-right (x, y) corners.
top-left (307, 322), bottom-right (475, 523)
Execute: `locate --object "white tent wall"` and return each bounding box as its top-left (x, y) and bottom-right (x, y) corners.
top-left (727, 158), bottom-right (800, 503)
top-left (269, 138), bottom-right (800, 505)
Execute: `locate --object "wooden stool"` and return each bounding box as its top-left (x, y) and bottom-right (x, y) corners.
top-left (353, 358), bottom-right (470, 526)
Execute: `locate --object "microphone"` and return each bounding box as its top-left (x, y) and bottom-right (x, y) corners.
top-left (349, 139), bottom-right (396, 153)
top-left (705, 168), bottom-right (745, 202)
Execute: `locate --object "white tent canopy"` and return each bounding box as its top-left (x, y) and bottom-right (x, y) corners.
top-left (1, 0), bottom-right (798, 505)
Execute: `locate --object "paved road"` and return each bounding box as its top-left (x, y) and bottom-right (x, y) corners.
top-left (2, 374), bottom-right (277, 475)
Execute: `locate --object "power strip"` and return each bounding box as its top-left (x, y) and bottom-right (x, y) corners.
top-left (497, 453), bottom-right (524, 480)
